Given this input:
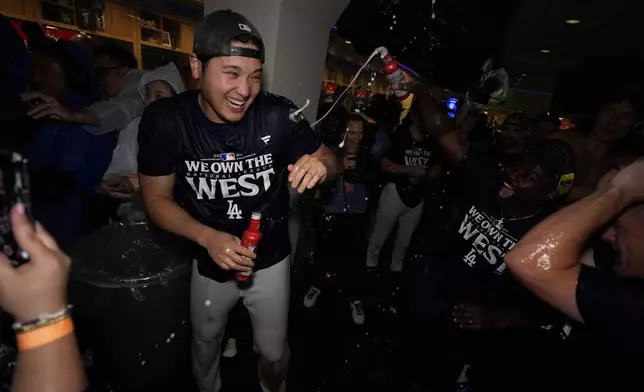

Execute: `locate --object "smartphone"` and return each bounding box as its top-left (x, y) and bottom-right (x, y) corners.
top-left (0, 150), bottom-right (32, 266)
top-left (27, 98), bottom-right (44, 110)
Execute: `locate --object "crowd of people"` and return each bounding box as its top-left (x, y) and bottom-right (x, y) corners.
top-left (1, 7), bottom-right (644, 392)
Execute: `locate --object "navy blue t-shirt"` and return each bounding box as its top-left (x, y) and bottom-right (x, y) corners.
top-left (138, 91), bottom-right (320, 282)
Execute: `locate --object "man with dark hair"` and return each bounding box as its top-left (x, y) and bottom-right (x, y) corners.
top-left (506, 160), bottom-right (644, 391)
top-left (137, 10), bottom-right (336, 392)
top-left (22, 43), bottom-right (145, 136)
top-left (411, 85), bottom-right (576, 391)
top-left (531, 111), bottom-right (561, 139)
top-left (94, 44), bottom-right (138, 70)
top-left (551, 92), bottom-right (642, 201)
top-left (93, 44), bottom-right (138, 98)
top-left (494, 112), bottom-right (532, 167)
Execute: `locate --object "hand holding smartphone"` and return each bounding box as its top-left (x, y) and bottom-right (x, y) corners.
top-left (0, 150), bottom-right (32, 266)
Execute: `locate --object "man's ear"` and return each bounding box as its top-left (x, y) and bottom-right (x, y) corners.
top-left (189, 55), bottom-right (202, 79)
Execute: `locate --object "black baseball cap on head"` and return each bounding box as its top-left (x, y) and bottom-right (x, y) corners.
top-left (193, 10), bottom-right (265, 63)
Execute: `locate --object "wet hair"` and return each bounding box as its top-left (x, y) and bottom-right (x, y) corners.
top-left (94, 44), bottom-right (137, 69)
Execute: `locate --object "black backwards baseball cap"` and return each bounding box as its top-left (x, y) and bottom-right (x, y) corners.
top-left (525, 138), bottom-right (577, 197)
top-left (193, 10), bottom-right (265, 63)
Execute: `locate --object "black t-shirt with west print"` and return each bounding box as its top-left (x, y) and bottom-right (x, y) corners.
top-left (440, 151), bottom-right (554, 313)
top-left (138, 91), bottom-right (320, 282)
top-left (384, 123), bottom-right (439, 208)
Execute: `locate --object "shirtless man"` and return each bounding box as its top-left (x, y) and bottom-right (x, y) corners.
top-left (550, 95), bottom-right (640, 201)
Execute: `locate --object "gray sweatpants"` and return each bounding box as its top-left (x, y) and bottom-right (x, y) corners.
top-left (366, 183), bottom-right (424, 272)
top-left (191, 257), bottom-right (290, 392)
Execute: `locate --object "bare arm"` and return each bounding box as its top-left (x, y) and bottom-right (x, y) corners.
top-left (12, 334), bottom-right (85, 392)
top-left (566, 184), bottom-right (595, 203)
top-left (357, 111), bottom-right (376, 124)
top-left (0, 207), bottom-right (86, 392)
top-left (22, 91), bottom-right (141, 134)
top-left (413, 85), bottom-right (469, 164)
top-left (312, 145), bottom-right (338, 178)
top-left (454, 100), bottom-right (471, 126)
top-left (505, 186), bottom-right (631, 323)
top-left (22, 91), bottom-right (99, 124)
top-left (68, 109), bottom-right (100, 126)
top-left (139, 173), bottom-right (214, 246)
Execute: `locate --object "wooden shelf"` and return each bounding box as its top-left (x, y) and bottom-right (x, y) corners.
top-left (141, 40), bottom-right (190, 54)
top-left (42, 19), bottom-right (134, 42)
top-left (141, 25), bottom-right (164, 33)
top-left (41, 0), bottom-right (74, 11)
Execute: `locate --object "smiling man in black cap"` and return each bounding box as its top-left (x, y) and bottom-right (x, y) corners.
top-left (137, 9), bottom-right (336, 392)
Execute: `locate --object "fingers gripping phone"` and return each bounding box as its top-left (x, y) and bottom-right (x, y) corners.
top-left (0, 151), bottom-right (32, 266)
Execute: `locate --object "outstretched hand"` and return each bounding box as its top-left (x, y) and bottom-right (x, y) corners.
top-left (0, 205), bottom-right (70, 322)
top-left (288, 154), bottom-right (328, 193)
top-left (21, 91), bottom-right (73, 121)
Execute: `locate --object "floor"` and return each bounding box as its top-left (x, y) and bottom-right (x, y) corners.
top-left (220, 255), bottom-right (415, 392)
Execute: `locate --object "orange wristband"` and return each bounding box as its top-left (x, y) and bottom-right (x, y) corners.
top-left (16, 317), bottom-right (74, 351)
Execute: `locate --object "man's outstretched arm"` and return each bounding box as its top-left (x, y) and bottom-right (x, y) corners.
top-left (505, 161), bottom-right (644, 322)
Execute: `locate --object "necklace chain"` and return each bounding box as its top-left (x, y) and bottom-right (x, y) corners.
top-left (501, 206), bottom-right (544, 222)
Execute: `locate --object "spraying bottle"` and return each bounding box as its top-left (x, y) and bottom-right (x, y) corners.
top-left (377, 46), bottom-right (415, 123)
top-left (235, 212), bottom-right (262, 283)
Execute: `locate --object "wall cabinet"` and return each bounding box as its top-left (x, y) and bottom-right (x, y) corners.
top-left (104, 1), bottom-right (134, 40)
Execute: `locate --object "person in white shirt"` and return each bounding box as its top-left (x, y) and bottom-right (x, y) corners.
top-left (100, 62), bottom-right (185, 198)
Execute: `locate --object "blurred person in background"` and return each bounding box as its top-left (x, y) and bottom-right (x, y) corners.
top-left (22, 44), bottom-right (145, 136)
top-left (551, 92), bottom-right (642, 202)
top-left (317, 87), bottom-right (350, 147)
top-left (100, 62), bottom-right (185, 200)
top-left (506, 159), bottom-right (644, 391)
top-left (360, 93), bottom-right (399, 159)
top-left (27, 39), bottom-right (117, 249)
top-left (304, 114), bottom-right (378, 324)
top-left (366, 101), bottom-right (441, 273)
top-left (493, 112), bottom-right (531, 168)
top-left (0, 15), bottom-right (36, 154)
top-left (531, 111), bottom-right (561, 140)
top-left (0, 205), bottom-right (86, 392)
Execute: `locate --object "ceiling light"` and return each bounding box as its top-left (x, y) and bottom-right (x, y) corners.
top-left (345, 40), bottom-right (352, 44)
top-left (521, 73), bottom-right (527, 77)
top-left (541, 49), bottom-right (551, 53)
top-left (565, 19), bottom-right (581, 24)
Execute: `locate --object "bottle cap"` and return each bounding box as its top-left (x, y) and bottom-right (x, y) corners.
top-left (251, 212), bottom-right (262, 220)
